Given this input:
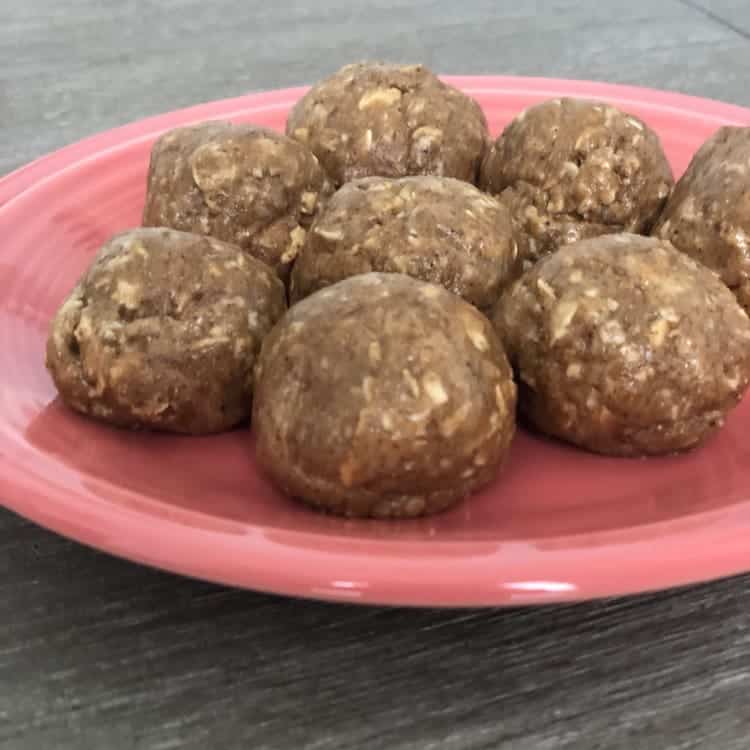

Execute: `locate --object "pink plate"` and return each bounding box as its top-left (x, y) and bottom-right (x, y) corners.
top-left (3, 77), bottom-right (750, 607)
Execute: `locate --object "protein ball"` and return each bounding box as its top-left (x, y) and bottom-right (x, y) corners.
top-left (290, 176), bottom-right (518, 313)
top-left (254, 273), bottom-right (517, 518)
top-left (653, 126), bottom-right (750, 313)
top-left (142, 121), bottom-right (332, 282)
top-left (480, 98), bottom-right (673, 268)
top-left (46, 228), bottom-right (286, 434)
top-left (286, 62), bottom-right (488, 187)
top-left (494, 234), bottom-right (750, 456)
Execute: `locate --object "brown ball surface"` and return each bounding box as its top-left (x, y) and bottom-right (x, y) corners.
top-left (142, 121), bottom-right (331, 281)
top-left (254, 273), bottom-right (517, 518)
top-left (286, 62), bottom-right (488, 188)
top-left (494, 234), bottom-right (750, 456)
top-left (290, 176), bottom-right (518, 313)
top-left (480, 98), bottom-right (673, 268)
top-left (47, 228), bottom-right (286, 434)
top-left (653, 126), bottom-right (750, 313)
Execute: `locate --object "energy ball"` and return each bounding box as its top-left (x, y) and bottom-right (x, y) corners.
top-left (653, 126), bottom-right (750, 313)
top-left (290, 176), bottom-right (518, 313)
top-left (286, 62), bottom-right (488, 188)
top-left (254, 273), bottom-right (517, 518)
top-left (142, 121), bottom-right (331, 281)
top-left (480, 98), bottom-right (673, 267)
top-left (47, 228), bottom-right (286, 434)
top-left (494, 234), bottom-right (750, 456)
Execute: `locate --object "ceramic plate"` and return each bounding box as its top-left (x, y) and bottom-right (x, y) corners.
top-left (2, 76), bottom-right (750, 607)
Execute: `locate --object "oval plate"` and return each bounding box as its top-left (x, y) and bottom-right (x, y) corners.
top-left (2, 76), bottom-right (750, 607)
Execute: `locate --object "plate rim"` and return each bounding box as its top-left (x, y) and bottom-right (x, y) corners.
top-left (3, 75), bottom-right (750, 607)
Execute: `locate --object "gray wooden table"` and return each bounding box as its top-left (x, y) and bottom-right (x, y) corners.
top-left (4, 1), bottom-right (750, 748)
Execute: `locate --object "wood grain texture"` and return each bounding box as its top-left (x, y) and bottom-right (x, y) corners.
top-left (3, 1), bottom-right (750, 748)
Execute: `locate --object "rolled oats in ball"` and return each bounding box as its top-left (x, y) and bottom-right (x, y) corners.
top-left (254, 273), bottom-right (517, 518)
top-left (47, 228), bottom-right (286, 434)
top-left (143, 121), bottom-right (331, 281)
top-left (481, 98), bottom-right (673, 268)
top-left (653, 126), bottom-right (750, 314)
top-left (287, 62), bottom-right (488, 187)
top-left (290, 175), bottom-right (517, 313)
top-left (494, 234), bottom-right (750, 456)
